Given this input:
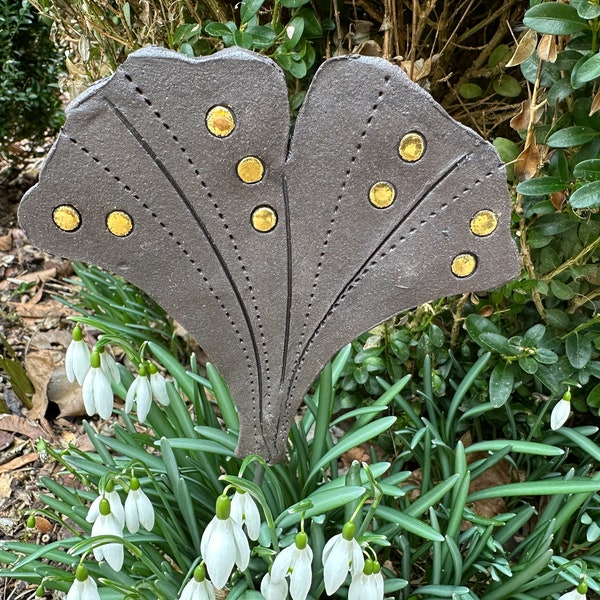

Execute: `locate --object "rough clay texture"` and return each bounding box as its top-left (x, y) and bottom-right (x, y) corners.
top-left (19, 47), bottom-right (520, 462)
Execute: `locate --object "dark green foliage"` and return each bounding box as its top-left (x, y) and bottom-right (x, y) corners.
top-left (0, 0), bottom-right (64, 158)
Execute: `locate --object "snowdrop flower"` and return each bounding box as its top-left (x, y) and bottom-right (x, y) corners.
top-left (551, 389), bottom-right (572, 430)
top-left (230, 489), bottom-right (261, 541)
top-left (124, 476), bottom-right (155, 533)
top-left (65, 325), bottom-right (90, 385)
top-left (67, 564), bottom-right (101, 600)
top-left (559, 581), bottom-right (588, 600)
top-left (322, 521), bottom-right (364, 595)
top-left (179, 564), bottom-right (216, 600)
top-left (86, 480), bottom-right (125, 527)
top-left (200, 493), bottom-right (250, 589)
top-left (148, 363), bottom-right (170, 406)
top-left (82, 351), bottom-right (114, 419)
top-left (98, 345), bottom-right (121, 385)
top-left (271, 531), bottom-right (313, 600)
top-left (126, 364), bottom-right (152, 422)
top-left (348, 559), bottom-right (384, 600)
top-left (90, 497), bottom-right (124, 571)
top-left (260, 571), bottom-right (289, 600)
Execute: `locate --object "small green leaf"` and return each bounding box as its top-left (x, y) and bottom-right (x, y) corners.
top-left (566, 333), bottom-right (592, 369)
top-left (240, 0), bottom-right (264, 25)
top-left (523, 2), bottom-right (589, 35)
top-left (547, 126), bottom-right (599, 148)
top-left (459, 83), bottom-right (483, 99)
top-left (587, 383), bottom-right (600, 408)
top-left (535, 347), bottom-right (559, 365)
top-left (281, 0), bottom-right (310, 7)
top-left (574, 53), bottom-right (600, 84)
top-left (519, 355), bottom-right (539, 374)
top-left (493, 74), bottom-right (522, 98)
top-left (479, 332), bottom-right (518, 355)
top-left (488, 44), bottom-right (511, 68)
top-left (550, 279), bottom-right (575, 300)
top-left (516, 176), bottom-right (568, 196)
top-left (576, 1), bottom-right (600, 19)
top-left (573, 159), bottom-right (600, 181)
top-left (493, 137), bottom-right (520, 163)
top-left (205, 22), bottom-right (236, 37)
top-left (570, 180), bottom-right (600, 208)
top-left (489, 362), bottom-right (514, 408)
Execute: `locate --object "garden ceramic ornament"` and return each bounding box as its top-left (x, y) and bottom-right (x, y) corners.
top-left (19, 46), bottom-right (520, 462)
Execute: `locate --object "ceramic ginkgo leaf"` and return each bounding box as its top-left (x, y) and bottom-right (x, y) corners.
top-left (19, 46), bottom-right (520, 462)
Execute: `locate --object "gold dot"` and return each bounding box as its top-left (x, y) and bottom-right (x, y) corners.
top-left (206, 105), bottom-right (235, 138)
top-left (399, 132), bottom-right (426, 162)
top-left (52, 205), bottom-right (81, 232)
top-left (451, 253), bottom-right (477, 278)
top-left (237, 156), bottom-right (265, 184)
top-left (251, 206), bottom-right (277, 232)
top-left (106, 210), bottom-right (133, 237)
top-left (369, 181), bottom-right (396, 209)
top-left (470, 210), bottom-right (498, 237)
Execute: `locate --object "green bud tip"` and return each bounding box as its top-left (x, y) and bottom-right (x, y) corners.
top-left (295, 531), bottom-right (308, 550)
top-left (193, 564), bottom-right (206, 582)
top-left (577, 582), bottom-right (588, 595)
top-left (105, 480), bottom-right (115, 493)
top-left (342, 521), bottom-right (355, 541)
top-left (96, 345), bottom-right (105, 354)
top-left (90, 351), bottom-right (101, 369)
top-left (563, 388), bottom-right (572, 402)
top-left (99, 497), bottom-right (111, 516)
top-left (72, 325), bottom-right (83, 342)
top-left (130, 477), bottom-right (140, 491)
top-left (139, 363), bottom-right (148, 377)
top-left (26, 515), bottom-right (36, 529)
top-left (148, 363), bottom-right (158, 375)
top-left (216, 494), bottom-right (231, 520)
top-left (75, 563), bottom-right (89, 582)
top-left (372, 560), bottom-right (381, 574)
top-left (363, 559), bottom-right (374, 576)
top-left (35, 585), bottom-right (45, 597)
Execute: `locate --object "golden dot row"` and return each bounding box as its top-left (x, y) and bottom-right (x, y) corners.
top-left (52, 206), bottom-right (133, 237)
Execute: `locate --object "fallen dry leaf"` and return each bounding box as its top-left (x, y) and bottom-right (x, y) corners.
top-left (0, 414), bottom-right (57, 442)
top-left (0, 473), bottom-right (12, 498)
top-left (537, 34), bottom-right (557, 63)
top-left (591, 88), bottom-right (600, 116)
top-left (34, 515), bottom-right (53, 534)
top-left (0, 233), bottom-right (12, 252)
top-left (506, 29), bottom-right (537, 67)
top-left (48, 367), bottom-right (85, 418)
top-left (25, 350), bottom-right (55, 420)
top-left (10, 298), bottom-right (71, 319)
top-left (515, 141), bottom-right (541, 181)
top-left (0, 451), bottom-right (38, 474)
top-left (0, 430), bottom-right (14, 451)
top-left (14, 268), bottom-right (57, 285)
top-left (510, 99), bottom-right (543, 132)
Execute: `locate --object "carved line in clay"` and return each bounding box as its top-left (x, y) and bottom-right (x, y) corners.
top-left (285, 74), bottom-right (394, 411)
top-left (122, 71), bottom-right (275, 417)
top-left (68, 130), bottom-right (264, 444)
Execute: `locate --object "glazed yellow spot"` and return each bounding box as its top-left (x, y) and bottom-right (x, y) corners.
top-left (470, 210), bottom-right (498, 237)
top-left (106, 210), bottom-right (133, 237)
top-left (369, 181), bottom-right (396, 209)
top-left (451, 253), bottom-right (477, 278)
top-left (52, 205), bottom-right (81, 232)
top-left (206, 106), bottom-right (235, 138)
top-left (399, 132), bottom-right (426, 162)
top-left (237, 156), bottom-right (265, 184)
top-left (251, 206), bottom-right (277, 232)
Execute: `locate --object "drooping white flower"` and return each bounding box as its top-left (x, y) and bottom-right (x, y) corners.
top-left (90, 497), bottom-right (124, 571)
top-left (86, 482), bottom-right (125, 527)
top-left (126, 364), bottom-right (152, 422)
top-left (271, 531), bottom-right (313, 600)
top-left (559, 581), bottom-right (588, 600)
top-left (124, 476), bottom-right (155, 533)
top-left (322, 521), bottom-right (364, 595)
top-left (179, 564), bottom-right (216, 600)
top-left (230, 490), bottom-right (261, 541)
top-left (348, 559), bottom-right (384, 600)
top-left (200, 494), bottom-right (250, 589)
top-left (82, 351), bottom-right (114, 419)
top-left (551, 393), bottom-right (571, 431)
top-left (260, 571), bottom-right (289, 600)
top-left (65, 325), bottom-right (90, 385)
top-left (99, 345), bottom-right (121, 384)
top-left (148, 363), bottom-right (170, 406)
top-left (67, 564), bottom-right (101, 600)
